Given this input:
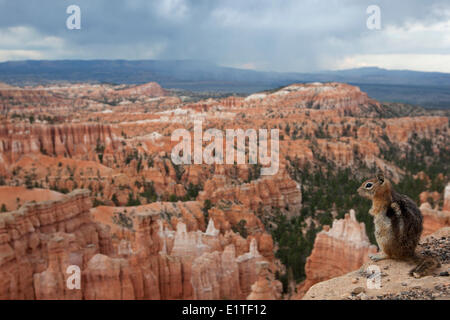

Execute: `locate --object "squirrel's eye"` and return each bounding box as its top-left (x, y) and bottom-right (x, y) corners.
top-left (365, 182), bottom-right (373, 189)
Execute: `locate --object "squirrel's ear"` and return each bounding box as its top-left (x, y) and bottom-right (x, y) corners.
top-left (377, 172), bottom-right (385, 184)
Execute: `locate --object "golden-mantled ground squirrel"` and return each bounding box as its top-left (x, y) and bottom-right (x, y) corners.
top-left (358, 172), bottom-right (440, 277)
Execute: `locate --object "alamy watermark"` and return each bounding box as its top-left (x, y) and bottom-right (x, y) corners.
top-left (366, 265), bottom-right (381, 289)
top-left (366, 5), bottom-right (381, 30)
top-left (66, 265), bottom-right (81, 290)
top-left (171, 121), bottom-right (279, 176)
top-left (65, 5), bottom-right (380, 31)
top-left (66, 5), bottom-right (81, 30)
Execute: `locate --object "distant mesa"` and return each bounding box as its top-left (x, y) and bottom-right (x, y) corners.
top-left (116, 82), bottom-right (166, 97)
top-left (0, 60), bottom-right (449, 108)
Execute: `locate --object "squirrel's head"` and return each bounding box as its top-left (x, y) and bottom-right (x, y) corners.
top-left (357, 172), bottom-right (391, 201)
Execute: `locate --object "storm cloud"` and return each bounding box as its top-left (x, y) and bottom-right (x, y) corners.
top-left (0, 0), bottom-right (449, 72)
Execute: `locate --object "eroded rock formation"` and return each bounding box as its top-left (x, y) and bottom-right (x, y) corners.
top-left (0, 80), bottom-right (448, 301)
top-left (0, 190), bottom-right (276, 300)
top-left (444, 184), bottom-right (450, 212)
top-left (293, 210), bottom-right (377, 299)
top-left (247, 261), bottom-right (282, 300)
top-left (0, 123), bottom-right (117, 163)
top-left (421, 203), bottom-right (450, 237)
top-left (419, 183), bottom-right (450, 237)
top-left (0, 190), bottom-right (110, 299)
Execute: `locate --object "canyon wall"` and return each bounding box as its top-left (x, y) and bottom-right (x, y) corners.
top-left (0, 189), bottom-right (278, 300)
top-left (199, 167), bottom-right (302, 219)
top-left (0, 123), bottom-right (117, 163)
top-left (0, 189), bottom-right (110, 299)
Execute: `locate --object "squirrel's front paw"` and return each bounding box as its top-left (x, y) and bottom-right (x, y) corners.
top-left (369, 253), bottom-right (388, 262)
top-left (391, 202), bottom-right (401, 216)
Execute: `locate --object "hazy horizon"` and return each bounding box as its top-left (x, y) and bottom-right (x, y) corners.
top-left (2, 59), bottom-right (450, 76)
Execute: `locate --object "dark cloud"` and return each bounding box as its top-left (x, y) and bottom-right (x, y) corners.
top-left (0, 0), bottom-right (449, 72)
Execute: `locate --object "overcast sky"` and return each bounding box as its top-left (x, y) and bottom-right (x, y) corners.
top-left (0, 0), bottom-right (449, 72)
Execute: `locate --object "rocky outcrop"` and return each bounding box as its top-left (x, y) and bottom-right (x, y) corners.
top-left (420, 203), bottom-right (450, 237)
top-left (385, 117), bottom-right (448, 143)
top-left (190, 245), bottom-right (241, 300)
top-left (0, 123), bottom-right (118, 163)
top-left (0, 189), bottom-right (109, 299)
top-left (247, 261), bottom-right (282, 300)
top-left (0, 186), bottom-right (65, 211)
top-left (419, 183), bottom-right (450, 237)
top-left (0, 188), bottom-right (276, 300)
top-left (0, 87), bottom-right (68, 113)
top-left (419, 191), bottom-right (441, 204)
top-left (293, 210), bottom-right (377, 299)
top-left (33, 233), bottom-right (85, 300)
top-left (83, 254), bottom-right (136, 300)
top-left (199, 168), bottom-right (302, 218)
top-left (243, 83), bottom-right (383, 116)
top-left (444, 184), bottom-right (450, 212)
top-left (316, 138), bottom-right (380, 167)
top-left (190, 236), bottom-right (280, 300)
top-left (82, 210), bottom-right (164, 300)
top-left (303, 228), bottom-right (450, 300)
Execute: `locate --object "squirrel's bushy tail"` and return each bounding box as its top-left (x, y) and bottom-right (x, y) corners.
top-left (409, 254), bottom-right (441, 278)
